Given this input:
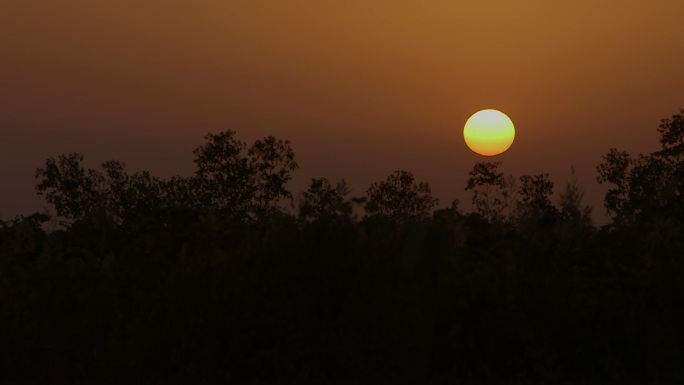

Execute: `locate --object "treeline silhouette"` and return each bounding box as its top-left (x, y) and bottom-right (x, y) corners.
top-left (1, 110), bottom-right (683, 384)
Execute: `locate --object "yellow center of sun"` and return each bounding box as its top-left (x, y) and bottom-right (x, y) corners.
top-left (463, 109), bottom-right (515, 156)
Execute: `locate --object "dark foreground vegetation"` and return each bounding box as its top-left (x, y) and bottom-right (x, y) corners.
top-left (2, 110), bottom-right (684, 384)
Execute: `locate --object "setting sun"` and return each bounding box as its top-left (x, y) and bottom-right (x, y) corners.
top-left (463, 109), bottom-right (515, 156)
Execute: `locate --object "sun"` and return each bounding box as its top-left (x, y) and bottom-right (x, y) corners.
top-left (463, 109), bottom-right (515, 156)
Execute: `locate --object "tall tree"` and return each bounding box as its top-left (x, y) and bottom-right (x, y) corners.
top-left (465, 162), bottom-right (514, 222)
top-left (247, 135), bottom-right (299, 216)
top-left (365, 170), bottom-right (438, 223)
top-left (597, 110), bottom-right (684, 225)
top-left (192, 130), bottom-right (298, 220)
top-left (517, 173), bottom-right (558, 220)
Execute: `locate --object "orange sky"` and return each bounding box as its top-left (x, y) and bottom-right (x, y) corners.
top-left (2, 1), bottom-right (683, 222)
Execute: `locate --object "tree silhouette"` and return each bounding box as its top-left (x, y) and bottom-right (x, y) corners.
top-left (192, 130), bottom-right (298, 220)
top-left (100, 160), bottom-right (164, 225)
top-left (559, 167), bottom-right (592, 224)
top-left (656, 109), bottom-right (684, 160)
top-left (465, 161), bottom-right (513, 222)
top-left (298, 178), bottom-right (353, 223)
top-left (365, 170), bottom-right (438, 223)
top-left (597, 109), bottom-right (684, 226)
top-left (34, 153), bottom-right (103, 224)
top-left (517, 173), bottom-right (557, 220)
top-left (35, 155), bottom-right (165, 227)
top-left (36, 130), bottom-right (299, 226)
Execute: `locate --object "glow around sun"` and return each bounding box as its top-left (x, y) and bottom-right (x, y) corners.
top-left (463, 109), bottom-right (515, 156)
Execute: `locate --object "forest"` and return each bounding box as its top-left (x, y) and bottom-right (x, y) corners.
top-left (1, 110), bottom-right (683, 384)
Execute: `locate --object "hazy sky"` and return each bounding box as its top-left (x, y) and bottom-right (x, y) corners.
top-left (2, 1), bottom-right (683, 222)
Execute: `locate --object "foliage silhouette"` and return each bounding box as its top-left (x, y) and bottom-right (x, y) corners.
top-left (598, 109), bottom-right (684, 227)
top-left (559, 167), bottom-right (592, 225)
top-left (192, 130), bottom-right (299, 220)
top-left (517, 173), bottom-right (557, 221)
top-left (298, 177), bottom-right (353, 223)
top-left (465, 161), bottom-right (513, 222)
top-left (365, 170), bottom-right (438, 223)
top-left (3, 112), bottom-right (684, 384)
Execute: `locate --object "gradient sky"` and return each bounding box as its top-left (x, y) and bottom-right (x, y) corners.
top-left (2, 0), bottom-right (684, 223)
